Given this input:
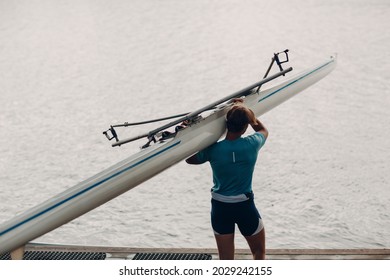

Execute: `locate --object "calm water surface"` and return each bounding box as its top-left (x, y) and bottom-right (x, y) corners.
top-left (0, 0), bottom-right (389, 249)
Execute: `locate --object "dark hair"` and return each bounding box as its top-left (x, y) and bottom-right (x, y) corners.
top-left (226, 105), bottom-right (250, 133)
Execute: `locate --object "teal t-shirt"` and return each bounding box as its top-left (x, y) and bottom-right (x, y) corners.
top-left (196, 132), bottom-right (266, 196)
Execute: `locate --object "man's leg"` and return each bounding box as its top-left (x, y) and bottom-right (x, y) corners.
top-left (244, 228), bottom-right (265, 260)
top-left (214, 233), bottom-right (235, 260)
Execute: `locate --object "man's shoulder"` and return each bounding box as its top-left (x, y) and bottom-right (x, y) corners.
top-left (245, 132), bottom-right (265, 142)
top-left (244, 132), bottom-right (266, 150)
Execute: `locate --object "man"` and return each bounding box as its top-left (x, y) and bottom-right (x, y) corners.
top-left (186, 99), bottom-right (268, 260)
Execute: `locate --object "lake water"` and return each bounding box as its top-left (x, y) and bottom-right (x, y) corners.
top-left (0, 0), bottom-right (389, 249)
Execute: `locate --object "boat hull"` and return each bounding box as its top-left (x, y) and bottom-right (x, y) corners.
top-left (0, 55), bottom-right (336, 254)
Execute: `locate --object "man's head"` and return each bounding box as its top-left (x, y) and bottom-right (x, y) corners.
top-left (226, 105), bottom-right (254, 133)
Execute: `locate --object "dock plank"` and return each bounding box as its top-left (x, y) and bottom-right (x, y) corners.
top-left (24, 243), bottom-right (390, 260)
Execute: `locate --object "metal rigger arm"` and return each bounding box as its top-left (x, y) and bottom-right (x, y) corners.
top-left (103, 50), bottom-right (293, 148)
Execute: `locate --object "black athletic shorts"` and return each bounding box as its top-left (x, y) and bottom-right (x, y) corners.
top-left (211, 197), bottom-right (262, 236)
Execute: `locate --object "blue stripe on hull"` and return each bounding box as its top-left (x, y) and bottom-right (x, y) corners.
top-left (0, 140), bottom-right (181, 236)
top-left (258, 60), bottom-right (333, 103)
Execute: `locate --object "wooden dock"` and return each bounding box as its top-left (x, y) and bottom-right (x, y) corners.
top-left (20, 243), bottom-right (390, 260)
